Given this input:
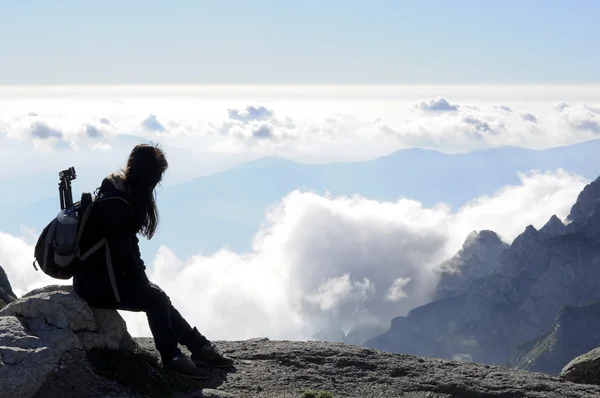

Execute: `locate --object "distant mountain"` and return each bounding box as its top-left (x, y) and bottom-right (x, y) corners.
top-left (153, 139), bottom-right (600, 257)
top-left (364, 174), bottom-right (600, 367)
top-left (5, 140), bottom-right (600, 260)
top-left (311, 231), bottom-right (509, 347)
top-left (434, 230), bottom-right (509, 301)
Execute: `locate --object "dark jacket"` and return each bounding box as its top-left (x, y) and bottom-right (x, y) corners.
top-left (73, 172), bottom-right (148, 306)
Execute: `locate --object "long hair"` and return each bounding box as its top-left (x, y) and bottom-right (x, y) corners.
top-left (122, 143), bottom-right (168, 239)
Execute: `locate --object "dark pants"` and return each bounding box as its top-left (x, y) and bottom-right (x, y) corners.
top-left (76, 279), bottom-right (209, 361)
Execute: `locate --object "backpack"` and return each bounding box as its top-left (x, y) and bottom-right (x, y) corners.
top-left (32, 191), bottom-right (129, 280)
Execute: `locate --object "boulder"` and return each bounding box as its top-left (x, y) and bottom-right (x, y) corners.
top-left (560, 347), bottom-right (600, 385)
top-left (0, 284), bottom-right (135, 398)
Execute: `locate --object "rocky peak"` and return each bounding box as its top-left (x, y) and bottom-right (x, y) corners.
top-left (449, 230), bottom-right (506, 268)
top-left (539, 215), bottom-right (567, 236)
top-left (567, 175), bottom-right (600, 226)
top-left (434, 230), bottom-right (508, 300)
top-left (509, 225), bottom-right (539, 251)
top-left (464, 229), bottom-right (503, 247)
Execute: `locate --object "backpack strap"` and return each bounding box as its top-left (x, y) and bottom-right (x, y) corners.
top-left (41, 219), bottom-right (58, 273)
top-left (74, 196), bottom-right (130, 255)
top-left (76, 196), bottom-right (129, 303)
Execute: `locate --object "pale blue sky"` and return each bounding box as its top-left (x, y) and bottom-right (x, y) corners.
top-left (0, 0), bottom-right (598, 84)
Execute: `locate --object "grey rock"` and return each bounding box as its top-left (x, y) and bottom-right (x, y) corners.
top-left (78, 306), bottom-right (137, 352)
top-left (576, 200), bottom-right (600, 241)
top-left (135, 338), bottom-right (600, 398)
top-left (33, 349), bottom-right (137, 398)
top-left (560, 347), bottom-right (600, 385)
top-left (0, 284), bottom-right (135, 398)
top-left (192, 389), bottom-right (239, 397)
top-left (566, 175), bottom-right (600, 226)
top-left (22, 283), bottom-right (72, 297)
top-left (434, 230), bottom-right (508, 300)
top-left (539, 214), bottom-right (567, 236)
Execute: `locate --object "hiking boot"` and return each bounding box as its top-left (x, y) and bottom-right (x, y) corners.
top-left (191, 342), bottom-right (234, 368)
top-left (163, 354), bottom-right (210, 379)
top-left (186, 327), bottom-right (234, 368)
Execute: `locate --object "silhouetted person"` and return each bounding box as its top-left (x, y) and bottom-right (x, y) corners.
top-left (73, 143), bottom-right (233, 379)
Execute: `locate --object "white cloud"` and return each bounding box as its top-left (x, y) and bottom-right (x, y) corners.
top-left (414, 97), bottom-right (459, 112)
top-left (377, 98), bottom-right (554, 151)
top-left (0, 88), bottom-right (599, 158)
top-left (112, 169), bottom-right (586, 341)
top-left (141, 114), bottom-right (167, 133)
top-left (228, 105), bottom-right (274, 123)
top-left (386, 277), bottom-right (411, 302)
top-left (29, 121), bottom-right (63, 140)
top-left (89, 142), bottom-right (113, 151)
top-left (1, 91), bottom-right (599, 161)
top-left (554, 102), bottom-right (600, 134)
top-left (209, 105), bottom-right (298, 153)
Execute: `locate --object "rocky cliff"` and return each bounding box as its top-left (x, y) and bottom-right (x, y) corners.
top-left (366, 175), bottom-right (600, 367)
top-left (434, 230), bottom-right (508, 301)
top-left (508, 301), bottom-right (600, 375)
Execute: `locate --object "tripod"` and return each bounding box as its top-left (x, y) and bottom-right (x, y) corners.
top-left (58, 167), bottom-right (77, 210)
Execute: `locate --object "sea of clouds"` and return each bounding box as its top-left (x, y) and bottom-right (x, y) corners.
top-left (0, 86), bottom-right (598, 341)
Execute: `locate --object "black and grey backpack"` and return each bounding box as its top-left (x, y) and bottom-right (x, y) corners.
top-left (32, 167), bottom-right (128, 280)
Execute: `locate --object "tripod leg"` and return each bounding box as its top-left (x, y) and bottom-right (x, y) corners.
top-left (67, 183), bottom-right (73, 208)
top-left (59, 183), bottom-right (65, 210)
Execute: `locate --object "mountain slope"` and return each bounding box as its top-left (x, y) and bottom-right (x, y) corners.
top-left (508, 301), bottom-right (600, 375)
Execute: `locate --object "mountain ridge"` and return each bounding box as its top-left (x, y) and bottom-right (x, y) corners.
top-left (3, 139), bottom-right (600, 260)
top-left (365, 172), bottom-right (600, 369)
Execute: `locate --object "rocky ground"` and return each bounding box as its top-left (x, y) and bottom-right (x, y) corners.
top-left (133, 337), bottom-right (600, 398)
top-left (3, 284), bottom-right (600, 398)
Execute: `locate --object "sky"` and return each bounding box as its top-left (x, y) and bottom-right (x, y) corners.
top-left (1, 0), bottom-right (599, 84)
